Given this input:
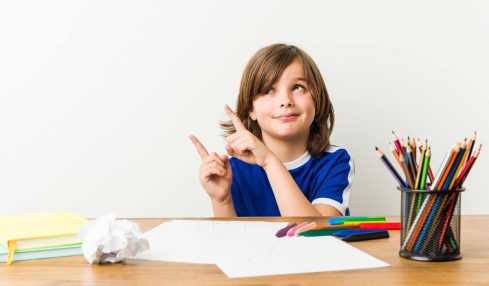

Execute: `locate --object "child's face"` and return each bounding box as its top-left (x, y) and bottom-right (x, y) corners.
top-left (250, 60), bottom-right (315, 142)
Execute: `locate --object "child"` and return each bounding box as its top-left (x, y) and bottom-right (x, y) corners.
top-left (190, 43), bottom-right (354, 217)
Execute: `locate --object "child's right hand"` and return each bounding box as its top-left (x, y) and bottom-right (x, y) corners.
top-left (189, 134), bottom-right (232, 204)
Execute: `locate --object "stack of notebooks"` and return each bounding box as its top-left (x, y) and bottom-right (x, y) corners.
top-left (0, 211), bottom-right (86, 264)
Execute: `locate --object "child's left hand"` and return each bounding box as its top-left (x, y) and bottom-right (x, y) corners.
top-left (224, 105), bottom-right (275, 167)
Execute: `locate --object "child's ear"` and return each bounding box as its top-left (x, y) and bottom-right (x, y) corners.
top-left (249, 111), bottom-right (257, 121)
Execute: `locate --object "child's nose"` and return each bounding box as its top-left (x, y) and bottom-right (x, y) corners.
top-left (280, 101), bottom-right (293, 108)
top-left (278, 91), bottom-right (294, 108)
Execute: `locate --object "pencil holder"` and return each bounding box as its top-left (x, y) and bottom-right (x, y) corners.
top-left (398, 187), bottom-right (464, 262)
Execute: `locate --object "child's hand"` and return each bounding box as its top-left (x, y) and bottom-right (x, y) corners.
top-left (224, 105), bottom-right (275, 167)
top-left (189, 134), bottom-right (232, 204)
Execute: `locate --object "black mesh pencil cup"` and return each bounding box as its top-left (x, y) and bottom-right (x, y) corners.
top-left (399, 187), bottom-right (464, 261)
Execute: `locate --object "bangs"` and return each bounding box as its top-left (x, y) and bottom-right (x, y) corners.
top-left (253, 48), bottom-right (299, 98)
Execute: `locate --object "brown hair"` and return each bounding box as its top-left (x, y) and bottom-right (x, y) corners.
top-left (221, 43), bottom-right (334, 158)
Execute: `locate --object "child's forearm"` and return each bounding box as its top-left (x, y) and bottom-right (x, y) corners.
top-left (262, 156), bottom-right (323, 216)
top-left (211, 198), bottom-right (237, 217)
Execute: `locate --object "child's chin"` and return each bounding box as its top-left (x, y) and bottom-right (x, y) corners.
top-left (274, 130), bottom-right (302, 139)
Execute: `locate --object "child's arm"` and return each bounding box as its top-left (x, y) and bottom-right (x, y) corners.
top-left (223, 106), bottom-right (337, 217)
top-left (262, 157), bottom-right (341, 216)
top-left (189, 135), bottom-right (236, 217)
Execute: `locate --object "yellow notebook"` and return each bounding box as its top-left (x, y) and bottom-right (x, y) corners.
top-left (0, 211), bottom-right (86, 264)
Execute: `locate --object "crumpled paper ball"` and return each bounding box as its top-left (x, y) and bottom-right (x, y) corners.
top-left (78, 213), bottom-right (149, 264)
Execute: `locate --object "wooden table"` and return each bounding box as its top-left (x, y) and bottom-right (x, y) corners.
top-left (1, 216), bottom-right (488, 286)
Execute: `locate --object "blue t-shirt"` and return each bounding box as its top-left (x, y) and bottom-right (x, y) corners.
top-left (230, 145), bottom-right (354, 217)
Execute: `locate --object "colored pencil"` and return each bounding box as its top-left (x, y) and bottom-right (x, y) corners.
top-left (399, 152), bottom-right (415, 189)
top-left (453, 144), bottom-right (482, 188)
top-left (407, 145), bottom-right (417, 184)
top-left (416, 139), bottom-right (434, 182)
top-left (413, 140), bottom-right (425, 226)
top-left (392, 131), bottom-right (403, 155)
top-left (430, 149), bottom-right (452, 190)
top-left (448, 140), bottom-right (469, 189)
top-left (411, 137), bottom-right (417, 159)
top-left (438, 193), bottom-right (458, 250)
top-left (376, 147), bottom-right (405, 187)
top-left (414, 144), bottom-right (426, 189)
top-left (466, 131), bottom-right (476, 164)
top-left (436, 143), bottom-right (460, 190)
top-left (419, 147), bottom-right (431, 190)
top-left (389, 143), bottom-right (402, 166)
top-left (441, 142), bottom-right (465, 190)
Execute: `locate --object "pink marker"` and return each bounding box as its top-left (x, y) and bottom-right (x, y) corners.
top-left (286, 222), bottom-right (309, 236)
top-left (294, 222), bottom-right (318, 236)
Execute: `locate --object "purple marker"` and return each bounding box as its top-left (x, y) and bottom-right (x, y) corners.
top-left (275, 223), bottom-right (297, 238)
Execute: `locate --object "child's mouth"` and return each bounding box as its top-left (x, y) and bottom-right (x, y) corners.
top-left (276, 113), bottom-right (300, 121)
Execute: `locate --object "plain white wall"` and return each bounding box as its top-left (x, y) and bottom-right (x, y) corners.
top-left (1, 0), bottom-right (487, 218)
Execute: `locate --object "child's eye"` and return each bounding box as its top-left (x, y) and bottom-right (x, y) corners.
top-left (293, 85), bottom-right (305, 92)
top-left (265, 89), bottom-right (274, 95)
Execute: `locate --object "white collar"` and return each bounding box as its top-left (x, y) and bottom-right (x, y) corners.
top-left (283, 151), bottom-right (311, 170)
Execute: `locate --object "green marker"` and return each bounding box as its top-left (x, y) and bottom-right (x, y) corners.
top-left (299, 228), bottom-right (349, 237)
top-left (334, 217), bottom-right (386, 225)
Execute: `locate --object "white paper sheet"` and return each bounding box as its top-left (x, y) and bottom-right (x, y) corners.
top-left (217, 236), bottom-right (389, 278)
top-left (134, 220), bottom-right (288, 264)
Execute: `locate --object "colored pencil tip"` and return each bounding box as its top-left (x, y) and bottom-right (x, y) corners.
top-left (474, 144), bottom-right (482, 156)
top-left (375, 146), bottom-right (379, 151)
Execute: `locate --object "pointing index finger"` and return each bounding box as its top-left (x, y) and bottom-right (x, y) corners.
top-left (189, 134), bottom-right (209, 159)
top-left (224, 104), bottom-right (246, 132)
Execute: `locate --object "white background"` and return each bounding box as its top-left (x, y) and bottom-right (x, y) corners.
top-left (1, 0), bottom-right (487, 217)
